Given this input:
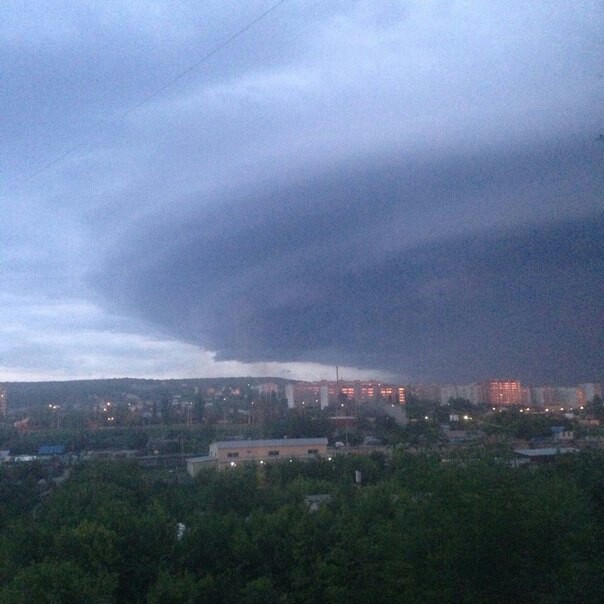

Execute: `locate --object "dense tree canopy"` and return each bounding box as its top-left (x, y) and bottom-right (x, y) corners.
top-left (1, 452), bottom-right (604, 602)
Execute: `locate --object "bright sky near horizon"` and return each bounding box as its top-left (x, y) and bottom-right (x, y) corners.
top-left (1, 1), bottom-right (603, 384)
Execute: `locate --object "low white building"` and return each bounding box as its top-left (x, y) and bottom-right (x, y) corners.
top-left (187, 437), bottom-right (328, 476)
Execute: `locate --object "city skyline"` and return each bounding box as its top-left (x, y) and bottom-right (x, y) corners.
top-left (1, 2), bottom-right (603, 384)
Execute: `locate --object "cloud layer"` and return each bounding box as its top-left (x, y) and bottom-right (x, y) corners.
top-left (2, 1), bottom-right (603, 383)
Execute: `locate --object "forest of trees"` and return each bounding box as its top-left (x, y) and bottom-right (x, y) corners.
top-left (2, 451), bottom-right (604, 603)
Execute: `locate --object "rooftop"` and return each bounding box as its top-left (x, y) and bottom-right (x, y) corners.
top-left (514, 447), bottom-right (579, 457)
top-left (212, 438), bottom-right (328, 449)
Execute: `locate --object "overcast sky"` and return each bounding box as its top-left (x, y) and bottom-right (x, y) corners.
top-left (1, 1), bottom-right (603, 385)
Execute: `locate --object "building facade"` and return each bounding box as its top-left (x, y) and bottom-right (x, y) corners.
top-left (187, 437), bottom-right (329, 475)
top-left (286, 380), bottom-right (405, 408)
top-left (440, 383), bottom-right (483, 405)
top-left (531, 386), bottom-right (585, 409)
top-left (483, 380), bottom-right (522, 406)
top-left (580, 383), bottom-right (602, 402)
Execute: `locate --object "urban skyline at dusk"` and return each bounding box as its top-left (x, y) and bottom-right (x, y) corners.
top-left (1, 1), bottom-right (603, 384)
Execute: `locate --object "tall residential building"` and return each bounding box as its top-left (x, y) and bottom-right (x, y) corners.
top-left (440, 383), bottom-right (483, 405)
top-left (521, 386), bottom-right (532, 407)
top-left (531, 386), bottom-right (585, 409)
top-left (319, 385), bottom-right (329, 409)
top-left (340, 385), bottom-right (356, 401)
top-left (285, 380), bottom-right (405, 408)
top-left (285, 384), bottom-right (295, 409)
top-left (397, 387), bottom-right (406, 405)
top-left (256, 382), bottom-right (280, 396)
top-left (286, 382), bottom-right (325, 409)
top-left (407, 384), bottom-right (443, 402)
top-left (484, 380), bottom-right (522, 406)
top-left (0, 386), bottom-right (6, 418)
top-left (580, 383), bottom-right (602, 402)
top-left (341, 381), bottom-right (405, 404)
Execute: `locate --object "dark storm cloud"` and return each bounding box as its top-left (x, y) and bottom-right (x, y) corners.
top-left (95, 138), bottom-right (604, 383)
top-left (2, 1), bottom-right (603, 381)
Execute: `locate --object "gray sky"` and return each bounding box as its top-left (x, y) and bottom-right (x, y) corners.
top-left (1, 1), bottom-right (603, 384)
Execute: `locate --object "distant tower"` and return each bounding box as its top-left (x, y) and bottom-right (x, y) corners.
top-left (285, 384), bottom-right (295, 409)
top-left (320, 385), bottom-right (329, 410)
top-left (0, 386), bottom-right (7, 418)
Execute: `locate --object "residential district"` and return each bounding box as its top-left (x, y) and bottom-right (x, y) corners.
top-left (4, 376), bottom-right (604, 601)
top-left (0, 377), bottom-right (602, 475)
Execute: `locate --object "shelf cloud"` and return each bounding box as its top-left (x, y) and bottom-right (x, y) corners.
top-left (2, 1), bottom-right (603, 381)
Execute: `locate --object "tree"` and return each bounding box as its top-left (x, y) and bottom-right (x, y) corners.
top-left (587, 395), bottom-right (604, 420)
top-left (0, 560), bottom-right (116, 603)
top-left (147, 571), bottom-right (203, 604)
top-left (193, 397), bottom-right (205, 423)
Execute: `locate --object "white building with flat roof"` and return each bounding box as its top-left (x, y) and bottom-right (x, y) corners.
top-left (187, 437), bottom-right (329, 476)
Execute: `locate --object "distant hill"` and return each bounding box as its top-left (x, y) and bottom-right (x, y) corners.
top-left (2, 377), bottom-right (293, 410)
